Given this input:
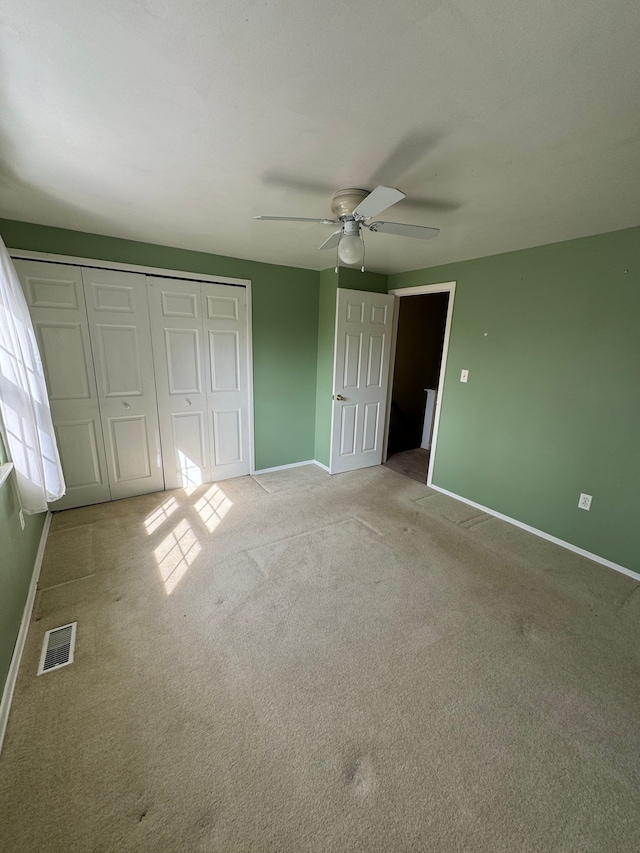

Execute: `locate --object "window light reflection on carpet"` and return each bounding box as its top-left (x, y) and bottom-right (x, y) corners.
top-left (194, 484), bottom-right (233, 533)
top-left (144, 496), bottom-right (178, 535)
top-left (154, 518), bottom-right (202, 594)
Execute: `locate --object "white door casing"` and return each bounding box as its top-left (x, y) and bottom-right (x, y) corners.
top-left (148, 278), bottom-right (250, 488)
top-left (330, 288), bottom-right (395, 474)
top-left (14, 260), bottom-right (111, 510)
top-left (82, 267), bottom-right (164, 500)
top-left (385, 282), bottom-right (456, 486)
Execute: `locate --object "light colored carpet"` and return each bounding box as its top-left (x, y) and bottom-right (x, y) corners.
top-left (384, 448), bottom-right (430, 483)
top-left (1, 465), bottom-right (640, 852)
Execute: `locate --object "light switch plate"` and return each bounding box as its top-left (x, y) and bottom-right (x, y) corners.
top-left (460, 369), bottom-right (469, 383)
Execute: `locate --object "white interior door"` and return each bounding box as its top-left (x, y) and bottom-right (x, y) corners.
top-left (14, 260), bottom-right (111, 509)
top-left (148, 278), bottom-right (251, 487)
top-left (82, 268), bottom-right (164, 500)
top-left (330, 288), bottom-right (395, 474)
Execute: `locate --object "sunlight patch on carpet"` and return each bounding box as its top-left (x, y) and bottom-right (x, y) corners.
top-left (154, 519), bottom-right (202, 594)
top-left (194, 484), bottom-right (233, 533)
top-left (144, 496), bottom-right (179, 535)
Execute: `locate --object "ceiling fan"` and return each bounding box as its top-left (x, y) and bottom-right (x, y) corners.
top-left (255, 185), bottom-right (439, 269)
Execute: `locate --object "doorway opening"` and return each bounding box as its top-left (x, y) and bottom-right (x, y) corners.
top-left (383, 283), bottom-right (455, 484)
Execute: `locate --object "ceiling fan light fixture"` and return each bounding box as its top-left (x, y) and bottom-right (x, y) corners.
top-left (337, 233), bottom-right (364, 265)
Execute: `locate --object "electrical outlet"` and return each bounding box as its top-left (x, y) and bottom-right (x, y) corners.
top-left (460, 369), bottom-right (469, 383)
top-left (19, 509), bottom-right (25, 530)
top-left (578, 493), bottom-right (592, 511)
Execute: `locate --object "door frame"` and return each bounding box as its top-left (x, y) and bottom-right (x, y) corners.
top-left (9, 248), bottom-right (256, 478)
top-left (383, 281), bottom-right (456, 487)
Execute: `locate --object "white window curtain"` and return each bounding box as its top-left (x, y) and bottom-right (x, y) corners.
top-left (0, 236), bottom-right (65, 512)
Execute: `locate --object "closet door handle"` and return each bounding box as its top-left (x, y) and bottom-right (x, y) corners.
top-left (185, 398), bottom-right (192, 406)
top-left (122, 401), bottom-right (131, 410)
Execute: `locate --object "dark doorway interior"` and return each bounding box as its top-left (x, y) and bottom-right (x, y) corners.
top-left (385, 292), bottom-right (449, 482)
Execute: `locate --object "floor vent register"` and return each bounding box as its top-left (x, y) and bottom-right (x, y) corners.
top-left (37, 623), bottom-right (77, 675)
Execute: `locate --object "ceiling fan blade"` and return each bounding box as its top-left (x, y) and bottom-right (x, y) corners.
top-left (254, 216), bottom-right (338, 224)
top-left (318, 230), bottom-right (342, 250)
top-left (368, 221), bottom-right (440, 240)
top-left (353, 185), bottom-right (406, 220)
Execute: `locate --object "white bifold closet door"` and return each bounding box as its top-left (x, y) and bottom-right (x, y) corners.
top-left (14, 260), bottom-right (250, 509)
top-left (147, 278), bottom-right (251, 489)
top-left (81, 267), bottom-right (164, 500)
top-left (15, 260), bottom-right (111, 510)
top-left (15, 261), bottom-right (164, 507)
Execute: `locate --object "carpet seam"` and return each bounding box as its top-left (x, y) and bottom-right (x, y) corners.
top-left (38, 573), bottom-right (97, 592)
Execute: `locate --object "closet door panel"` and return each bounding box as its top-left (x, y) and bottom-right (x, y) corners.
top-left (82, 268), bottom-right (164, 500)
top-left (148, 278), bottom-right (210, 490)
top-left (56, 420), bottom-right (103, 488)
top-left (202, 283), bottom-right (250, 480)
top-left (172, 412), bottom-right (207, 469)
top-left (94, 324), bottom-right (144, 396)
top-left (14, 260), bottom-right (111, 509)
top-left (38, 323), bottom-right (91, 400)
top-left (212, 408), bottom-right (242, 466)
top-left (108, 415), bottom-right (152, 480)
top-left (209, 330), bottom-right (240, 391)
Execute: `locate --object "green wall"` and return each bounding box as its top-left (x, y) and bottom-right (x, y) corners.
top-left (0, 218), bottom-right (320, 471)
top-left (0, 436), bottom-right (46, 695)
top-left (389, 226), bottom-right (640, 572)
top-left (314, 267), bottom-right (388, 467)
top-left (337, 268), bottom-right (388, 295)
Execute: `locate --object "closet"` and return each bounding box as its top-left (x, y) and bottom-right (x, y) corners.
top-left (14, 259), bottom-right (251, 511)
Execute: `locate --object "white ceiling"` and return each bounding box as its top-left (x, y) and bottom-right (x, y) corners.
top-left (1, 0), bottom-right (639, 274)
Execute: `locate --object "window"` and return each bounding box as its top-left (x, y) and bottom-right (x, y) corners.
top-left (0, 238), bottom-right (65, 512)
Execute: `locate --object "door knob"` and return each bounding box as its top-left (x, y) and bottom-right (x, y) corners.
top-left (185, 398), bottom-right (192, 406)
top-left (333, 394), bottom-right (346, 401)
top-left (122, 401), bottom-right (131, 410)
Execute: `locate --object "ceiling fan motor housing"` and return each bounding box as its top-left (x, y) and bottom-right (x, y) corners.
top-left (341, 218), bottom-right (360, 237)
top-left (330, 188), bottom-right (369, 219)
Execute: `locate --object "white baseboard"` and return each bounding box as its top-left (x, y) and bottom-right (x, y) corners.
top-left (313, 460), bottom-right (330, 473)
top-left (0, 512), bottom-right (51, 756)
top-left (429, 483), bottom-right (640, 583)
top-left (253, 460), bottom-right (329, 475)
